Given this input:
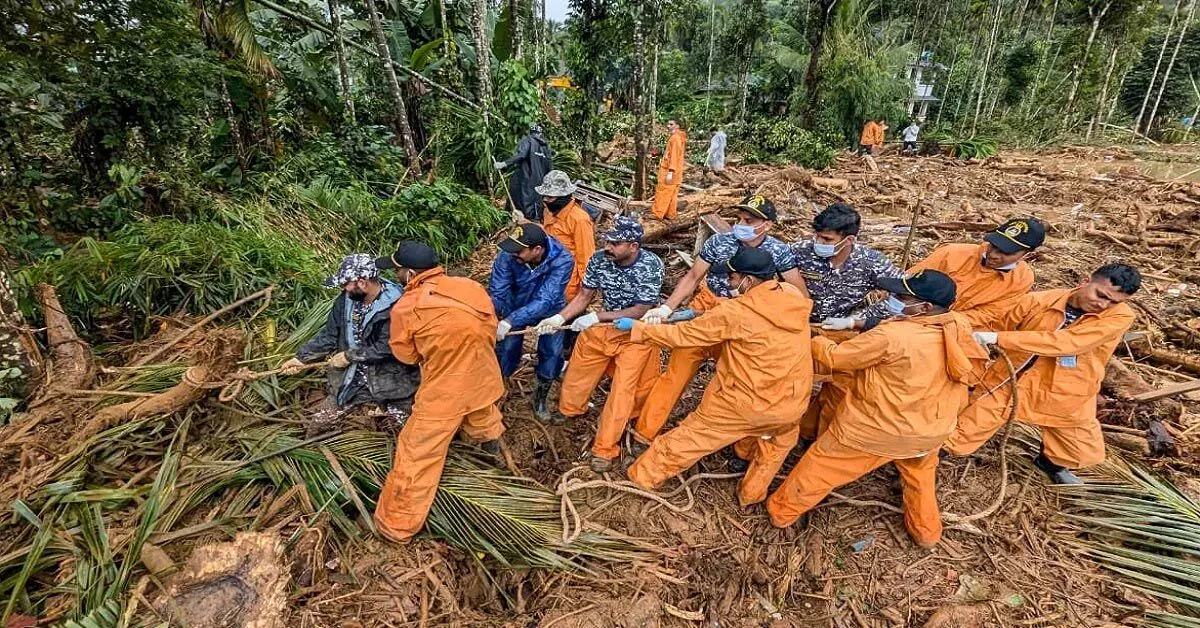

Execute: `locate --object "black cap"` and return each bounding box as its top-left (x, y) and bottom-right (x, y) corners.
top-left (498, 223), bottom-right (549, 254)
top-left (725, 247), bottom-right (777, 280)
top-left (376, 240), bottom-right (438, 271)
top-left (735, 194), bottom-right (777, 221)
top-left (876, 269), bottom-right (957, 308)
top-left (984, 218), bottom-right (1045, 255)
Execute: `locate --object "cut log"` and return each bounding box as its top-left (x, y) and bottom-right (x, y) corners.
top-left (811, 176), bottom-right (851, 189)
top-left (918, 221), bottom-right (996, 232)
top-left (28, 284), bottom-right (95, 409)
top-left (1129, 345), bottom-right (1200, 374)
top-left (1084, 229), bottom-right (1193, 248)
top-left (1102, 358), bottom-right (1185, 426)
top-left (1130, 378), bottom-right (1200, 402)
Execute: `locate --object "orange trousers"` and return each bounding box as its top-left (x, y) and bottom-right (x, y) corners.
top-left (374, 404), bottom-right (505, 542)
top-left (650, 182), bottom-right (680, 220)
top-left (797, 377), bottom-right (845, 441)
top-left (944, 386), bottom-right (1106, 469)
top-left (766, 432), bottom-right (943, 548)
top-left (629, 403), bottom-right (800, 507)
top-left (559, 326), bottom-right (658, 460)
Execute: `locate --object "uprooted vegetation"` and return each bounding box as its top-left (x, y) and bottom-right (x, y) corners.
top-left (3, 148), bottom-right (1200, 627)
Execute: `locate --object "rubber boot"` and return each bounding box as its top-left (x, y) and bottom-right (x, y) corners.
top-left (1034, 451), bottom-right (1082, 485)
top-left (533, 378), bottom-right (553, 423)
top-left (480, 438), bottom-right (502, 457)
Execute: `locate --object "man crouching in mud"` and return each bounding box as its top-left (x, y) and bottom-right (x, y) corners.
top-left (280, 254), bottom-right (419, 436)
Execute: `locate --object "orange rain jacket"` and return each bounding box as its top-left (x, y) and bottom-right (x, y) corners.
top-left (388, 267), bottom-right (505, 417)
top-left (909, 242), bottom-right (1035, 328)
top-left (542, 199), bottom-right (595, 302)
top-left (978, 288), bottom-right (1135, 427)
top-left (859, 121), bottom-right (884, 147)
top-left (629, 281), bottom-right (813, 505)
top-left (633, 281), bottom-right (813, 425)
top-left (811, 312), bottom-right (989, 458)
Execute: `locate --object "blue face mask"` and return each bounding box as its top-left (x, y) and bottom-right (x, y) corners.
top-left (813, 236), bottom-right (848, 258)
top-left (885, 295), bottom-right (909, 316)
top-left (732, 224), bottom-right (759, 242)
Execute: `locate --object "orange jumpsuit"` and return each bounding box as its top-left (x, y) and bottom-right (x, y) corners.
top-left (558, 326), bottom-right (659, 460)
top-left (375, 267), bottom-right (506, 542)
top-left (650, 129), bottom-right (687, 220)
top-left (633, 284), bottom-right (724, 443)
top-left (628, 281), bottom-right (813, 506)
top-left (910, 242), bottom-right (1035, 328)
top-left (542, 199), bottom-right (595, 301)
top-left (767, 313), bottom-right (987, 547)
top-left (859, 122), bottom-right (884, 150)
top-left (945, 288), bottom-right (1135, 469)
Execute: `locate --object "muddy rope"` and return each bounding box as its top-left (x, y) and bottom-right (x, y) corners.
top-left (553, 350), bottom-right (1021, 541)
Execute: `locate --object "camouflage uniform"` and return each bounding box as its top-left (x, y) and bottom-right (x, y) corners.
top-left (700, 233), bottom-right (797, 298)
top-left (791, 239), bottom-right (903, 322)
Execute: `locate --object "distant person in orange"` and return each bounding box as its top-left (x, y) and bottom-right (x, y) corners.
top-left (650, 119), bottom-right (687, 220)
top-left (851, 218), bottom-right (1045, 332)
top-left (858, 119), bottom-right (886, 155)
top-left (618, 247), bottom-right (813, 507)
top-left (945, 263), bottom-right (1141, 485)
top-left (374, 241), bottom-right (506, 543)
top-left (536, 170), bottom-right (595, 302)
top-left (767, 270), bottom-right (989, 548)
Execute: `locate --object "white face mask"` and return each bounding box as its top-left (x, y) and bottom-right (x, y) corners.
top-left (813, 236), bottom-right (849, 258)
top-left (729, 277), bottom-right (751, 297)
top-left (732, 224), bottom-right (760, 242)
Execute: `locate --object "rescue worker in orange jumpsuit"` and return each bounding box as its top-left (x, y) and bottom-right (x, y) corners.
top-left (374, 241), bottom-right (507, 542)
top-left (616, 247), bottom-right (814, 507)
top-left (767, 270), bottom-right (989, 548)
top-left (635, 195), bottom-right (808, 455)
top-left (945, 263), bottom-right (1141, 484)
top-left (858, 119), bottom-right (886, 155)
top-left (534, 217), bottom-right (665, 472)
top-left (650, 119), bottom-right (687, 220)
top-left (536, 170), bottom-right (595, 303)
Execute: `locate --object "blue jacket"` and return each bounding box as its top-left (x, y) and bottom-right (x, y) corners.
top-left (488, 236), bottom-right (574, 329)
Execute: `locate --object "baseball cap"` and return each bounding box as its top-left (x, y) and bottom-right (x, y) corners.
top-left (376, 241), bottom-right (439, 271)
top-left (602, 216), bottom-right (644, 243)
top-left (984, 218), bottom-right (1046, 255)
top-left (875, 269), bottom-right (957, 308)
top-left (323, 253), bottom-right (379, 288)
top-left (735, 194), bottom-right (777, 221)
top-left (726, 247), bottom-right (777, 280)
top-left (499, 223), bottom-right (549, 254)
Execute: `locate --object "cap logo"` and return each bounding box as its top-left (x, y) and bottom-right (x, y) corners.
top-left (507, 227), bottom-right (528, 248)
top-left (996, 221), bottom-right (1032, 249)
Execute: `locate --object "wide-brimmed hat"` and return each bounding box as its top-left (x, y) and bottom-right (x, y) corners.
top-left (534, 170), bottom-right (577, 197)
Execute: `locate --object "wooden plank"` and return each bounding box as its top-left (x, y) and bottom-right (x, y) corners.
top-left (1130, 378), bottom-right (1200, 402)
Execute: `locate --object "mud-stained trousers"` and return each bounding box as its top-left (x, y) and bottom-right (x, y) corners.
top-left (766, 431), bottom-right (943, 548)
top-left (559, 326), bottom-right (659, 460)
top-left (944, 385), bottom-right (1106, 469)
top-left (374, 404), bottom-right (505, 542)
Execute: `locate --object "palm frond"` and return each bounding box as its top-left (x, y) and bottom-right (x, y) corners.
top-left (1059, 460), bottom-right (1200, 619)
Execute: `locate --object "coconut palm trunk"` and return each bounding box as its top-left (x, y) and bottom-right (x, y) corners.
top-left (327, 0), bottom-right (356, 123)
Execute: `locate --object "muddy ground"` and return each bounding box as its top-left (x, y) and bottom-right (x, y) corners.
top-left (272, 146), bottom-right (1200, 627)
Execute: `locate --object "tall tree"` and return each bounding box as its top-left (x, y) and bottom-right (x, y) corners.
top-left (364, 0), bottom-right (421, 174)
top-left (1133, 0), bottom-right (1182, 132)
top-left (1149, 0), bottom-right (1198, 131)
top-left (802, 0), bottom-right (840, 129)
top-left (326, 0), bottom-right (355, 123)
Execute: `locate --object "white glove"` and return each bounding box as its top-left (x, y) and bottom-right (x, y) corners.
top-left (973, 331), bottom-right (998, 347)
top-left (665, 171), bottom-right (674, 184)
top-left (493, 160), bottom-right (506, 170)
top-left (820, 317), bottom-right (856, 331)
top-left (641, 305), bottom-right (673, 325)
top-left (510, 209), bottom-right (526, 224)
top-left (570, 312), bottom-right (600, 332)
top-left (535, 314), bottom-right (565, 336)
top-left (496, 320), bottom-right (512, 341)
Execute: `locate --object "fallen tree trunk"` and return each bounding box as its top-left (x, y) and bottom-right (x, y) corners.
top-left (28, 284), bottom-right (94, 409)
top-left (1102, 358), bottom-right (1185, 420)
top-left (1084, 229), bottom-right (1194, 248)
top-left (1128, 344), bottom-right (1200, 374)
top-left (0, 272), bottom-right (41, 400)
top-left (77, 330), bottom-right (244, 443)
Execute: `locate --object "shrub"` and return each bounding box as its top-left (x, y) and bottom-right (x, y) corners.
top-left (742, 118), bottom-right (838, 169)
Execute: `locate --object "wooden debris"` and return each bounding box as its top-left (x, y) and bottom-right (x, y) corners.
top-left (1130, 378), bottom-right (1200, 402)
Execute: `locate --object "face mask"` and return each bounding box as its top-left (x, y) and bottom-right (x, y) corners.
top-left (813, 237), bottom-right (848, 258)
top-left (729, 277), bottom-right (751, 297)
top-left (546, 196), bottom-right (571, 213)
top-left (732, 224), bottom-right (759, 242)
top-left (346, 288), bottom-right (369, 302)
top-left (885, 295), bottom-right (909, 316)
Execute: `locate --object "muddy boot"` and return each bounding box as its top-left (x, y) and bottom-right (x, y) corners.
top-left (533, 378), bottom-right (553, 423)
top-left (480, 438), bottom-right (502, 457)
top-left (1034, 452), bottom-right (1082, 485)
top-left (589, 455), bottom-right (613, 473)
